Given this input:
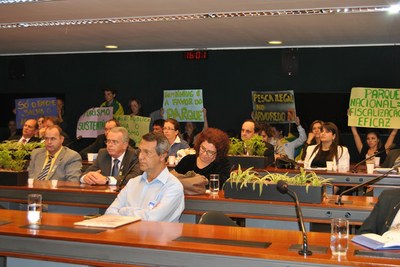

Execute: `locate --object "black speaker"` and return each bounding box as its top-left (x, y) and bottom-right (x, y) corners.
top-left (8, 58), bottom-right (25, 80)
top-left (282, 49), bottom-right (299, 76)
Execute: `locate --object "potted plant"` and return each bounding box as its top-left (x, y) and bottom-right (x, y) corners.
top-left (0, 141), bottom-right (43, 185)
top-left (223, 165), bottom-right (332, 204)
top-left (228, 136), bottom-right (271, 168)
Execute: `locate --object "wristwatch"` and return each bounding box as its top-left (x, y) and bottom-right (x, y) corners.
top-left (105, 176), bottom-right (110, 185)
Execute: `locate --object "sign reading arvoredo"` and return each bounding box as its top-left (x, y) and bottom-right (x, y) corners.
top-left (15, 97), bottom-right (57, 128)
top-left (348, 87), bottom-right (400, 129)
top-left (117, 115), bottom-right (151, 146)
top-left (163, 89), bottom-right (204, 122)
top-left (76, 107), bottom-right (113, 138)
top-left (252, 90), bottom-right (296, 123)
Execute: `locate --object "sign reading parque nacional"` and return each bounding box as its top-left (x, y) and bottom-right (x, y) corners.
top-left (348, 87), bottom-right (400, 129)
top-left (251, 90), bottom-right (296, 123)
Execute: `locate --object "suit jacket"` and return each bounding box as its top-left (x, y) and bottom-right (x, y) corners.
top-left (304, 145), bottom-right (350, 169)
top-left (8, 135), bottom-right (41, 143)
top-left (83, 147), bottom-right (141, 185)
top-left (28, 147), bottom-right (82, 182)
top-left (79, 134), bottom-right (136, 160)
top-left (358, 189), bottom-right (400, 235)
top-left (381, 149), bottom-right (400, 168)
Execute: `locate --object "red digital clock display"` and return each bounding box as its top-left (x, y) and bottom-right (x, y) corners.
top-left (183, 50), bottom-right (208, 60)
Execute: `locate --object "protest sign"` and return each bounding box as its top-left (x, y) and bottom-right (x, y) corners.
top-left (252, 90), bottom-right (296, 123)
top-left (15, 97), bottom-right (57, 128)
top-left (163, 89), bottom-right (204, 122)
top-left (117, 115), bottom-right (151, 145)
top-left (348, 87), bottom-right (400, 129)
top-left (76, 107), bottom-right (113, 138)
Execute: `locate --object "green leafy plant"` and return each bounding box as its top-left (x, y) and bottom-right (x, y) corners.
top-left (224, 165), bottom-right (332, 196)
top-left (228, 135), bottom-right (267, 156)
top-left (0, 141), bottom-right (43, 171)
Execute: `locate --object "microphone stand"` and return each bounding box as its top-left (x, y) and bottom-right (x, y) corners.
top-left (115, 159), bottom-right (138, 192)
top-left (336, 162), bottom-right (400, 205)
top-left (352, 150), bottom-right (380, 173)
top-left (287, 189), bottom-right (312, 256)
top-left (277, 181), bottom-right (312, 256)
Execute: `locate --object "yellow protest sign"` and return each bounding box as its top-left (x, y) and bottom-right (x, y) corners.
top-left (348, 87), bottom-right (400, 128)
top-left (116, 115), bottom-right (151, 145)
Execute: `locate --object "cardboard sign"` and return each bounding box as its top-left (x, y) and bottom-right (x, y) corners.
top-left (252, 90), bottom-right (296, 123)
top-left (76, 107), bottom-right (113, 138)
top-left (15, 97), bottom-right (57, 128)
top-left (163, 89), bottom-right (204, 122)
top-left (348, 87), bottom-right (400, 128)
top-left (116, 115), bottom-right (151, 145)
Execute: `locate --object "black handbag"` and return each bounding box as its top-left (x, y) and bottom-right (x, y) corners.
top-left (275, 156), bottom-right (297, 169)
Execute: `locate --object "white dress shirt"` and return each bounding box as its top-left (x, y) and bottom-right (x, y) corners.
top-left (105, 167), bottom-right (185, 222)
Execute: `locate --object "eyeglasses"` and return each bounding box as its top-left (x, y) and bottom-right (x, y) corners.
top-left (137, 148), bottom-right (155, 157)
top-left (163, 127), bottom-right (175, 131)
top-left (200, 145), bottom-right (217, 156)
top-left (105, 139), bottom-right (120, 145)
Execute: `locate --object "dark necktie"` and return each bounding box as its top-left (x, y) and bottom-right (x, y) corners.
top-left (21, 139), bottom-right (27, 144)
top-left (37, 155), bottom-right (54, 180)
top-left (111, 158), bottom-right (120, 177)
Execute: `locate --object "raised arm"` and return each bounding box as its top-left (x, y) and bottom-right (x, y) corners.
top-left (385, 129), bottom-right (398, 151)
top-left (351, 126), bottom-right (363, 154)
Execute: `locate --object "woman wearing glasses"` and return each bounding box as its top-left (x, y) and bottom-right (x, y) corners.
top-left (171, 128), bottom-right (231, 189)
top-left (163, 118), bottom-right (189, 157)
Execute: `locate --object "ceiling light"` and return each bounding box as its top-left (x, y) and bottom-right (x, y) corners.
top-left (105, 45), bottom-right (118, 49)
top-left (0, 5), bottom-right (394, 29)
top-left (268, 41), bottom-right (283, 45)
top-left (387, 4), bottom-right (400, 14)
top-left (0, 0), bottom-right (51, 4)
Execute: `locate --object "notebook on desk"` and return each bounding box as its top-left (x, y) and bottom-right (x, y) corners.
top-left (74, 214), bottom-right (141, 228)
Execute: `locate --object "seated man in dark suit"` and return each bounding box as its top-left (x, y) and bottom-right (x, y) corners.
top-left (27, 125), bottom-right (82, 182)
top-left (80, 127), bottom-right (141, 186)
top-left (358, 189), bottom-right (400, 235)
top-left (381, 149), bottom-right (400, 168)
top-left (79, 119), bottom-right (135, 160)
top-left (8, 119), bottom-right (41, 143)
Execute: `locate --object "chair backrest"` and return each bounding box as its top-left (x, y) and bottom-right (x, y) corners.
top-left (382, 149), bottom-right (400, 168)
top-left (198, 211), bottom-right (238, 227)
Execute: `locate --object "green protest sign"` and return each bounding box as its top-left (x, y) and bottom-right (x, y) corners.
top-left (251, 90), bottom-right (296, 123)
top-left (348, 87), bottom-right (400, 129)
top-left (116, 115), bottom-right (151, 145)
top-left (163, 89), bottom-right (204, 122)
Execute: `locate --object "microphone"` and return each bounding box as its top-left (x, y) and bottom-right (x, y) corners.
top-left (65, 135), bottom-right (82, 148)
top-left (352, 144), bottom-right (395, 173)
top-left (115, 159), bottom-right (139, 192)
top-left (336, 161), bottom-right (400, 205)
top-left (277, 180), bottom-right (312, 256)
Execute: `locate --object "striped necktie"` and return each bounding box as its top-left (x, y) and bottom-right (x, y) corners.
top-left (111, 158), bottom-right (120, 177)
top-left (37, 155), bottom-right (54, 180)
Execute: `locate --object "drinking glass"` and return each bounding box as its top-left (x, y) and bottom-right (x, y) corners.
top-left (330, 218), bottom-right (349, 256)
top-left (209, 174), bottom-right (220, 195)
top-left (27, 194), bottom-right (42, 227)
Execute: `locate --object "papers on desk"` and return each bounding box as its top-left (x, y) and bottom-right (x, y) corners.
top-left (374, 168), bottom-right (397, 174)
top-left (74, 214), bottom-right (141, 228)
top-left (352, 231), bottom-right (400, 250)
top-left (304, 167), bottom-right (327, 171)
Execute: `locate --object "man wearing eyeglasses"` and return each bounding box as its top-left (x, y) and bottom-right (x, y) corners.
top-left (79, 119), bottom-right (135, 160)
top-left (28, 125), bottom-right (82, 181)
top-left (106, 132), bottom-right (184, 222)
top-left (80, 127), bottom-right (141, 186)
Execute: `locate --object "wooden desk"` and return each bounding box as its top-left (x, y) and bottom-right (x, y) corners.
top-left (0, 210), bottom-right (398, 267)
top-left (0, 181), bottom-right (376, 228)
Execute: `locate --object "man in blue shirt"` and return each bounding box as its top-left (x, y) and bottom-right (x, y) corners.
top-left (106, 132), bottom-right (184, 222)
